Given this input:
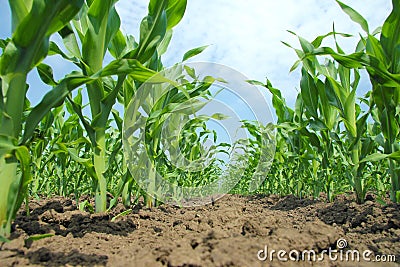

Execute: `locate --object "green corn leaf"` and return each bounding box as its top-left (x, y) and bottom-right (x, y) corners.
top-left (82, 0), bottom-right (116, 71)
top-left (0, 234), bottom-right (10, 243)
top-left (289, 59), bottom-right (302, 73)
top-left (372, 84), bottom-right (395, 111)
top-left (312, 31), bottom-right (352, 48)
top-left (0, 1), bottom-right (83, 140)
top-left (157, 30), bottom-right (173, 56)
top-left (91, 76), bottom-right (124, 129)
top-left (13, 0), bottom-right (84, 48)
top-left (299, 127), bottom-right (321, 149)
top-left (324, 59), bottom-right (337, 78)
top-left (343, 89), bottom-right (357, 138)
top-left (264, 79), bottom-right (294, 123)
top-left (310, 47), bottom-right (400, 87)
top-left (294, 93), bottom-right (304, 119)
top-left (8, 0), bottom-right (31, 32)
top-left (71, 3), bottom-right (89, 41)
top-left (45, 0), bottom-right (85, 36)
top-left (109, 30), bottom-right (127, 59)
top-left (24, 233), bottom-right (54, 249)
top-left (0, 39), bottom-right (8, 50)
top-left (48, 41), bottom-right (75, 61)
top-left (58, 24), bottom-right (82, 59)
top-left (13, 145), bottom-right (32, 217)
top-left (182, 45), bottom-right (209, 62)
top-left (111, 209), bottom-right (132, 222)
top-left (112, 109), bottom-right (123, 132)
top-left (379, 108), bottom-right (399, 145)
top-left (184, 65), bottom-right (197, 79)
top-left (338, 65), bottom-right (351, 93)
top-left (74, 88), bottom-right (83, 106)
top-left (22, 74), bottom-right (90, 144)
top-left (67, 148), bottom-right (97, 179)
top-left (66, 95), bottom-right (97, 147)
top-left (37, 63), bottom-right (57, 86)
top-left (247, 80), bottom-right (264, 86)
top-left (309, 119), bottom-right (328, 132)
top-left (165, 0), bottom-right (187, 29)
top-left (132, 0), bottom-right (168, 63)
top-left (105, 6), bottom-right (121, 57)
top-left (282, 39), bottom-right (307, 73)
top-left (91, 59), bottom-right (159, 82)
top-left (351, 68), bottom-right (361, 90)
top-left (52, 143), bottom-right (97, 180)
top-left (373, 85), bottom-right (399, 145)
top-left (211, 113), bottom-right (230, 120)
top-left (355, 112), bottom-right (370, 142)
top-left (332, 25), bottom-right (346, 55)
top-left (366, 35), bottom-right (388, 68)
top-left (381, 0), bottom-right (400, 74)
top-left (23, 59), bottom-right (164, 144)
top-left (298, 36), bottom-right (315, 54)
top-left (360, 137), bottom-right (375, 159)
top-left (2, 0), bottom-right (84, 75)
top-left (300, 68), bottom-right (319, 119)
top-left (360, 151), bottom-right (400, 163)
top-left (336, 0), bottom-right (369, 33)
top-left (317, 78), bottom-right (336, 130)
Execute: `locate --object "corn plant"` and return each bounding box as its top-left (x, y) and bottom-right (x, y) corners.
top-left (228, 120), bottom-right (275, 195)
top-left (299, 0), bottom-right (400, 202)
top-left (29, 91), bottom-right (96, 200)
top-left (0, 0), bottom-right (85, 238)
top-left (256, 79), bottom-right (338, 200)
top-left (38, 0), bottom-right (187, 212)
top-left (286, 33), bottom-right (375, 203)
top-left (0, 0), bottom-right (168, 237)
top-left (124, 64), bottom-right (223, 207)
top-left (159, 115), bottom-right (228, 188)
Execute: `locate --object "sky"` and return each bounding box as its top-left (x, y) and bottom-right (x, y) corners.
top-left (0, 0), bottom-right (393, 110)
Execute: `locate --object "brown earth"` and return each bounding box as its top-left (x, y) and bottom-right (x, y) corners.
top-left (0, 194), bottom-right (399, 267)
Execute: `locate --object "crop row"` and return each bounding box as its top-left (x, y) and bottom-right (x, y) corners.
top-left (0, 0), bottom-right (398, 240)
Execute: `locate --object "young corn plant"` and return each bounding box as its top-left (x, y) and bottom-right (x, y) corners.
top-left (42, 0), bottom-right (186, 212)
top-left (229, 120), bottom-right (275, 196)
top-left (286, 26), bottom-right (387, 203)
top-left (301, 0), bottom-right (400, 202)
top-left (251, 79), bottom-right (321, 198)
top-left (27, 88), bottom-right (92, 198)
top-left (1, 0), bottom-right (165, 237)
top-left (160, 115), bottom-right (227, 188)
top-left (124, 65), bottom-right (226, 207)
top-left (0, 0), bottom-right (84, 238)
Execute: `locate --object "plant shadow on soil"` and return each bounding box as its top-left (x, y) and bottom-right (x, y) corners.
top-left (0, 194), bottom-right (399, 267)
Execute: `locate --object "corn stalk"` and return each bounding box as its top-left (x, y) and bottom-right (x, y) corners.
top-left (44, 0), bottom-right (188, 211)
top-left (302, 0), bottom-right (400, 202)
top-left (0, 0), bottom-right (84, 238)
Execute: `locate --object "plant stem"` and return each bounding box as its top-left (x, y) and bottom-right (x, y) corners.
top-left (147, 166), bottom-right (156, 208)
top-left (352, 141), bottom-right (363, 204)
top-left (1, 74), bottom-right (27, 138)
top-left (0, 155), bottom-right (18, 237)
top-left (94, 132), bottom-right (107, 212)
top-left (389, 144), bottom-right (400, 202)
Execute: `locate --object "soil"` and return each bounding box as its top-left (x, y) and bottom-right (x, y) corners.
top-left (1, 194), bottom-right (399, 267)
